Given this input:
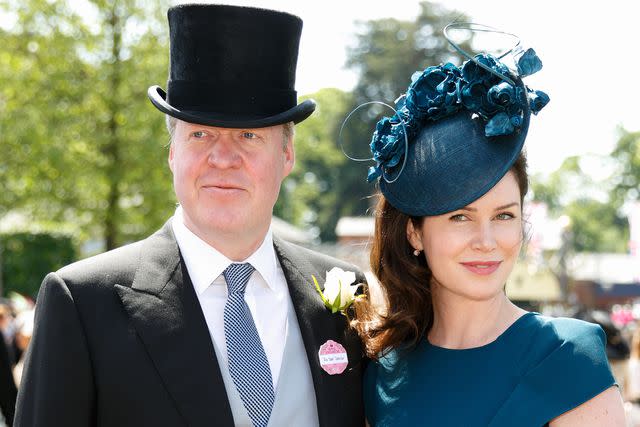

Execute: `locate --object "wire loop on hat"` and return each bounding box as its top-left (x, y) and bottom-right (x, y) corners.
top-left (443, 22), bottom-right (520, 86)
top-left (338, 101), bottom-right (409, 184)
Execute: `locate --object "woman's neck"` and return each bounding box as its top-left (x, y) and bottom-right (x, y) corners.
top-left (428, 287), bottom-right (527, 349)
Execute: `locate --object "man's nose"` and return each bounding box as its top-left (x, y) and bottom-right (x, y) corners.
top-left (207, 133), bottom-right (242, 168)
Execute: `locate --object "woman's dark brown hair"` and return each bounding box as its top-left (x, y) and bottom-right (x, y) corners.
top-left (352, 152), bottom-right (529, 359)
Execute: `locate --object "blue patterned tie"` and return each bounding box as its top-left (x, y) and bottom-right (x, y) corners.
top-left (223, 263), bottom-right (274, 427)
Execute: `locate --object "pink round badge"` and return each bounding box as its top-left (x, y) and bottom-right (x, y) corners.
top-left (318, 340), bottom-right (348, 375)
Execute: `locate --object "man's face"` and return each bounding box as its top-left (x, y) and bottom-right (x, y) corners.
top-left (169, 120), bottom-right (294, 245)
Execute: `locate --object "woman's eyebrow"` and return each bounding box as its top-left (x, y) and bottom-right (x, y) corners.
top-left (460, 202), bottom-right (519, 212)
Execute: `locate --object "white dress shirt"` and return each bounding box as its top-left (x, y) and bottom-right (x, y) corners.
top-left (171, 207), bottom-right (289, 390)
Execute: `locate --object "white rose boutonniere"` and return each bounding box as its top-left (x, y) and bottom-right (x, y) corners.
top-left (313, 267), bottom-right (362, 314)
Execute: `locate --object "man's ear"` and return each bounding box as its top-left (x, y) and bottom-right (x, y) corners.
top-left (283, 134), bottom-right (295, 177)
top-left (168, 142), bottom-right (175, 173)
top-left (406, 218), bottom-right (424, 252)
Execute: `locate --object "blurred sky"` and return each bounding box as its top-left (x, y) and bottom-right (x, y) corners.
top-left (175, 0), bottom-right (640, 177)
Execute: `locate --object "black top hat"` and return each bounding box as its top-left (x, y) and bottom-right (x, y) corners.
top-left (148, 4), bottom-right (316, 128)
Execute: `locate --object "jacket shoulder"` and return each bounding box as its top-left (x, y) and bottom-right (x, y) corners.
top-left (55, 239), bottom-right (146, 289)
top-left (274, 238), bottom-right (365, 279)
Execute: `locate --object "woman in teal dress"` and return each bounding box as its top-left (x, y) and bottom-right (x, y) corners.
top-left (351, 25), bottom-right (625, 426)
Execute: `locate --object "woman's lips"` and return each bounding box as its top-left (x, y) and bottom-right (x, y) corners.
top-left (460, 261), bottom-right (501, 275)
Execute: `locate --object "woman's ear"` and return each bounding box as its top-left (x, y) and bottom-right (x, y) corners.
top-left (406, 219), bottom-right (424, 252)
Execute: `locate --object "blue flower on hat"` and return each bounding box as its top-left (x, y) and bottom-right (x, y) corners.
top-left (488, 82), bottom-right (516, 107)
top-left (485, 112), bottom-right (514, 137)
top-left (406, 67), bottom-right (446, 115)
top-left (368, 117), bottom-right (408, 182)
top-left (528, 89), bottom-right (550, 115)
top-left (516, 48), bottom-right (543, 77)
top-left (406, 65), bottom-right (461, 122)
top-left (461, 55), bottom-right (492, 83)
top-left (460, 81), bottom-right (486, 111)
top-left (367, 51), bottom-right (549, 182)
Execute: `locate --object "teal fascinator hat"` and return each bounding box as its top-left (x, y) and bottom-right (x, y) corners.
top-left (362, 24), bottom-right (549, 216)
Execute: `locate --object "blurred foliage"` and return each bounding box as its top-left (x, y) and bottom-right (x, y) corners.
top-left (337, 2), bottom-right (473, 222)
top-left (347, 2), bottom-right (471, 104)
top-left (530, 156), bottom-right (582, 214)
top-left (611, 127), bottom-right (640, 205)
top-left (0, 232), bottom-right (76, 298)
top-left (275, 88), bottom-right (353, 241)
top-left (0, 0), bottom-right (173, 250)
top-left (564, 199), bottom-right (629, 253)
top-left (531, 156), bottom-right (629, 253)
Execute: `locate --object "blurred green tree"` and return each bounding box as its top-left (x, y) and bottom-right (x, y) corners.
top-left (531, 156), bottom-right (629, 253)
top-left (0, 232), bottom-right (76, 298)
top-left (275, 88), bottom-right (353, 241)
top-left (611, 127), bottom-right (640, 206)
top-left (0, 0), bottom-right (172, 251)
top-left (564, 199), bottom-right (629, 253)
top-left (337, 2), bottom-right (473, 226)
top-left (530, 156), bottom-right (582, 213)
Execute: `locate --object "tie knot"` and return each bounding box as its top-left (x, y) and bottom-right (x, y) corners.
top-left (223, 263), bottom-right (255, 294)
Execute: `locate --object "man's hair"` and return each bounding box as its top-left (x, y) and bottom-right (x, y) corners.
top-left (166, 115), bottom-right (177, 143)
top-left (165, 116), bottom-right (294, 149)
top-left (281, 121), bottom-right (295, 147)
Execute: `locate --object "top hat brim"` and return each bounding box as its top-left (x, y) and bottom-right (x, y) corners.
top-left (148, 85), bottom-right (316, 129)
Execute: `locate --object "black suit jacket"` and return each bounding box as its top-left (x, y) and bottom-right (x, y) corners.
top-left (15, 222), bottom-right (366, 427)
top-left (0, 334), bottom-right (16, 426)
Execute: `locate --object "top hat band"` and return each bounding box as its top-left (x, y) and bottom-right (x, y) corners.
top-left (166, 80), bottom-right (298, 115)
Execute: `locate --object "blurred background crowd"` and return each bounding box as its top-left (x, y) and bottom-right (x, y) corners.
top-left (0, 294), bottom-right (34, 425)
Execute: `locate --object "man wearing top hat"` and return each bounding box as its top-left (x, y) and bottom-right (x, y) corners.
top-left (15, 5), bottom-right (365, 427)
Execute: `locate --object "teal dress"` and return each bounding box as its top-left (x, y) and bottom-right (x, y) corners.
top-left (364, 313), bottom-right (616, 426)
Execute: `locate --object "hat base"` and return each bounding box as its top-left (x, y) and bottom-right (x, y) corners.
top-left (380, 110), bottom-right (529, 216)
top-left (148, 86), bottom-right (316, 128)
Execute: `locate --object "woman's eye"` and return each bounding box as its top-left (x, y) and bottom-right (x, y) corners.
top-left (496, 212), bottom-right (515, 220)
top-left (449, 214), bottom-right (468, 222)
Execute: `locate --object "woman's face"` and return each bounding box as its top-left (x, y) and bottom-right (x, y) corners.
top-left (407, 171), bottom-right (523, 302)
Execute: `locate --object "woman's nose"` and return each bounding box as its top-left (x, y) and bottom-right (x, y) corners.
top-left (470, 222), bottom-right (497, 252)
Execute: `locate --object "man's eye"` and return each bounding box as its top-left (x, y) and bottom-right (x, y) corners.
top-left (242, 131), bottom-right (257, 140)
top-left (191, 131), bottom-right (207, 138)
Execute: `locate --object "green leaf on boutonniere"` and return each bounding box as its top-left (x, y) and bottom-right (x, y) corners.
top-left (313, 268), bottom-right (362, 314)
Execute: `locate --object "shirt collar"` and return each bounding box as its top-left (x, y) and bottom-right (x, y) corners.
top-left (171, 206), bottom-right (279, 295)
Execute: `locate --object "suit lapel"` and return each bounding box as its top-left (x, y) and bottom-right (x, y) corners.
top-left (115, 223), bottom-right (234, 427)
top-left (273, 237), bottom-right (364, 427)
